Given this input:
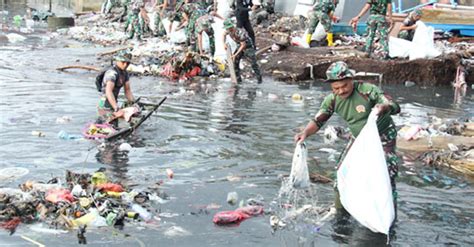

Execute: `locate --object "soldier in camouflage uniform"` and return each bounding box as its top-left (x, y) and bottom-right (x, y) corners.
top-left (195, 14), bottom-right (216, 57)
top-left (350, 0), bottom-right (392, 59)
top-left (153, 0), bottom-right (168, 37)
top-left (222, 19), bottom-right (262, 84)
top-left (398, 9), bottom-right (422, 41)
top-left (294, 61), bottom-right (401, 215)
top-left (306, 0), bottom-right (339, 46)
top-left (177, 3), bottom-right (206, 48)
top-left (125, 0), bottom-right (145, 40)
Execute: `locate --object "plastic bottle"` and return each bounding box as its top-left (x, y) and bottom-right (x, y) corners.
top-left (131, 204), bottom-right (152, 221)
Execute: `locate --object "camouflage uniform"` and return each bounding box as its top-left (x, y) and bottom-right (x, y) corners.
top-left (103, 0), bottom-right (119, 14)
top-left (153, 0), bottom-right (167, 37)
top-left (195, 15), bottom-right (215, 56)
top-left (226, 27), bottom-right (262, 83)
top-left (308, 0), bottom-right (336, 34)
top-left (181, 3), bottom-right (206, 48)
top-left (319, 62), bottom-right (401, 211)
top-left (125, 0), bottom-right (145, 39)
top-left (365, 0), bottom-right (390, 59)
top-left (397, 10), bottom-right (422, 41)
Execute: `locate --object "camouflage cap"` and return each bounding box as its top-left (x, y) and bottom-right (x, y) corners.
top-left (412, 9), bottom-right (423, 17)
top-left (114, 50), bottom-right (132, 63)
top-left (223, 19), bottom-right (235, 30)
top-left (325, 61), bottom-right (355, 82)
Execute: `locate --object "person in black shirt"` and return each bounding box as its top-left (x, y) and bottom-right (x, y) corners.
top-left (232, 0), bottom-right (256, 45)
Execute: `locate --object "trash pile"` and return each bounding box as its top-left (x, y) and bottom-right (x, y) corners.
top-left (0, 169), bottom-right (168, 236)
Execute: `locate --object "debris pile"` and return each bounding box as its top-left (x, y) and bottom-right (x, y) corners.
top-left (0, 169), bottom-right (168, 236)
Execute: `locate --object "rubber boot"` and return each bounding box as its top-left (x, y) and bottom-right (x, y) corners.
top-left (326, 32), bottom-right (334, 46)
top-left (305, 33), bottom-right (312, 45)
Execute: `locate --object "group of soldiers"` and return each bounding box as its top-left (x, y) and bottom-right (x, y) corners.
top-left (102, 0), bottom-right (216, 42)
top-left (307, 0), bottom-right (423, 60)
top-left (102, 0), bottom-right (267, 83)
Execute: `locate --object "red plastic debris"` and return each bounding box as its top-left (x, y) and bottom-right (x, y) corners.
top-left (45, 188), bottom-right (74, 203)
top-left (96, 183), bottom-right (124, 193)
top-left (212, 211), bottom-right (250, 225)
top-left (1, 217), bottom-right (21, 235)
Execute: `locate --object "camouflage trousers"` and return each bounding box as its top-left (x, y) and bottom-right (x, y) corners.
top-left (365, 14), bottom-right (390, 59)
top-left (196, 30), bottom-right (215, 56)
top-left (125, 13), bottom-right (142, 39)
top-left (154, 13), bottom-right (166, 37)
top-left (234, 47), bottom-right (262, 83)
top-left (398, 30), bottom-right (414, 41)
top-left (308, 11), bottom-right (332, 33)
top-left (185, 13), bottom-right (204, 48)
top-left (335, 123), bottom-right (400, 208)
top-left (103, 0), bottom-right (118, 14)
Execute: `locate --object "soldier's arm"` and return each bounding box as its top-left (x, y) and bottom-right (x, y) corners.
top-left (350, 3), bottom-right (370, 25)
top-left (233, 41), bottom-right (246, 57)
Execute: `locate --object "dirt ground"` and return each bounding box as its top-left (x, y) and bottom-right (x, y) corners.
top-left (255, 30), bottom-right (473, 86)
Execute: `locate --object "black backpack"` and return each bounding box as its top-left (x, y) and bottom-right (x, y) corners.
top-left (95, 66), bottom-right (119, 93)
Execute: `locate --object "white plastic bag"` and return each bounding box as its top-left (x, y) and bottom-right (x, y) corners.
top-left (289, 142), bottom-right (310, 189)
top-left (337, 110), bottom-right (394, 235)
top-left (409, 21), bottom-right (441, 60)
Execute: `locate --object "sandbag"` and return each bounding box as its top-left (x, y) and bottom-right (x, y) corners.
top-left (337, 111), bottom-right (394, 235)
top-left (289, 142), bottom-right (310, 189)
top-left (409, 21), bottom-right (441, 60)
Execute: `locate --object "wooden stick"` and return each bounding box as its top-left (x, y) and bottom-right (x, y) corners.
top-left (56, 65), bottom-right (100, 72)
top-left (97, 46), bottom-right (132, 57)
top-left (256, 45), bottom-right (273, 56)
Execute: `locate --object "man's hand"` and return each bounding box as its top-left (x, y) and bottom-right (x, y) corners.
top-left (373, 104), bottom-right (390, 116)
top-left (332, 16), bottom-right (340, 23)
top-left (294, 132), bottom-right (307, 144)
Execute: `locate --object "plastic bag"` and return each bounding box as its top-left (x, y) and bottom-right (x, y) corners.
top-left (337, 111), bottom-right (394, 235)
top-left (212, 211), bottom-right (250, 225)
top-left (289, 142), bottom-right (310, 189)
top-left (45, 189), bottom-right (74, 204)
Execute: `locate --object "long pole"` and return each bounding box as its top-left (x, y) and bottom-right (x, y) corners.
top-left (49, 0), bottom-right (52, 12)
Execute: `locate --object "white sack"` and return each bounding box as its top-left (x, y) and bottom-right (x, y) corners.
top-left (337, 111), bottom-right (395, 235)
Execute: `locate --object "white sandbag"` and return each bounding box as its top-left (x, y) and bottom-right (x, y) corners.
top-left (409, 21), bottom-right (441, 60)
top-left (162, 18), bottom-right (186, 43)
top-left (388, 37), bottom-right (412, 58)
top-left (289, 142), bottom-right (310, 189)
top-left (337, 110), bottom-right (394, 235)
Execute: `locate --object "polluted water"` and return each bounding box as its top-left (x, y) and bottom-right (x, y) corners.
top-left (270, 142), bottom-right (335, 235)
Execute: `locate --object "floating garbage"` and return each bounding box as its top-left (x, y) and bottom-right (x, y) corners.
top-left (291, 93), bottom-right (303, 102)
top-left (1, 168), bottom-right (168, 236)
top-left (31, 131), bottom-right (45, 137)
top-left (213, 211), bottom-right (249, 225)
top-left (119, 143), bottom-right (132, 152)
top-left (56, 116), bottom-right (72, 124)
top-left (213, 205), bottom-right (264, 225)
top-left (226, 192), bottom-right (238, 205)
top-left (6, 33), bottom-right (26, 43)
top-left (166, 168), bottom-right (174, 179)
top-left (58, 130), bottom-right (82, 140)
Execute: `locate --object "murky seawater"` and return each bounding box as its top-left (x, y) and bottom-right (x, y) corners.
top-left (1, 7), bottom-right (474, 247)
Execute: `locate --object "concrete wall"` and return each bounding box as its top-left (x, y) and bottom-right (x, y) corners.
top-left (27, 0), bottom-right (101, 14)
